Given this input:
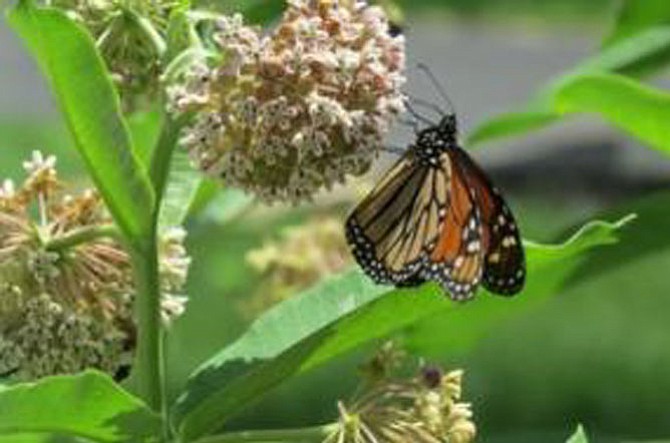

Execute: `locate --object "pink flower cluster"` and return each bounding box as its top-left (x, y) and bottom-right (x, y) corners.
top-left (169, 0), bottom-right (406, 203)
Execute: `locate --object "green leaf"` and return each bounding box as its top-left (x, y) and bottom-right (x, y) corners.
top-left (127, 111), bottom-right (162, 167)
top-left (554, 73), bottom-right (670, 155)
top-left (0, 371), bottom-right (161, 442)
top-left (173, 217), bottom-right (632, 441)
top-left (603, 0), bottom-right (670, 47)
top-left (7, 1), bottom-right (155, 245)
top-left (467, 26), bottom-right (670, 146)
top-left (406, 215), bottom-right (635, 357)
top-left (566, 424), bottom-right (589, 443)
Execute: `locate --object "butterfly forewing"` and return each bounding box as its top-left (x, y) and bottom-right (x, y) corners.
top-left (346, 156), bottom-right (449, 286)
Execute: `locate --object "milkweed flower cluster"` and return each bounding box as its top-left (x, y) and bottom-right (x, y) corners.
top-left (0, 152), bottom-right (190, 381)
top-left (242, 217), bottom-right (350, 317)
top-left (168, 0), bottom-right (406, 203)
top-left (50, 0), bottom-right (179, 109)
top-left (324, 343), bottom-right (477, 443)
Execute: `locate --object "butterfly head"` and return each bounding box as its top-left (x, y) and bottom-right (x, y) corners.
top-left (414, 114), bottom-right (458, 159)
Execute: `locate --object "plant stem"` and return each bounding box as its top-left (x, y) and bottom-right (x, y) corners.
top-left (191, 424), bottom-right (339, 443)
top-left (131, 236), bottom-right (166, 420)
top-left (45, 224), bottom-right (120, 251)
top-left (123, 7), bottom-right (166, 56)
top-left (133, 110), bottom-right (187, 439)
top-left (150, 112), bottom-right (191, 204)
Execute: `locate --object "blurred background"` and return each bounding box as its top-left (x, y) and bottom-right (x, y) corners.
top-left (2, 0), bottom-right (670, 441)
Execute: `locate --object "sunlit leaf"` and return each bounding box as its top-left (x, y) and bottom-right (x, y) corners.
top-left (555, 73), bottom-right (670, 154)
top-left (7, 1), bottom-right (155, 245)
top-left (603, 0), bottom-right (670, 47)
top-left (467, 26), bottom-right (670, 146)
top-left (173, 216), bottom-right (632, 441)
top-left (406, 215), bottom-right (635, 357)
top-left (0, 371), bottom-right (161, 442)
top-left (566, 424), bottom-right (589, 443)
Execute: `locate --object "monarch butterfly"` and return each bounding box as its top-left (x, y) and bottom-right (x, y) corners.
top-left (345, 107), bottom-right (525, 301)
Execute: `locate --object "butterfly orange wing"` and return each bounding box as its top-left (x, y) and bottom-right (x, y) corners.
top-left (450, 148), bottom-right (525, 295)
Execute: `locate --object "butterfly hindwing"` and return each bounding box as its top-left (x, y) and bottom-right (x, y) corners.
top-left (425, 150), bottom-right (484, 301)
top-left (451, 147), bottom-right (525, 295)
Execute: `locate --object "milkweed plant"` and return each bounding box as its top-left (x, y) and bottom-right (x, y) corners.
top-left (0, 0), bottom-right (646, 441)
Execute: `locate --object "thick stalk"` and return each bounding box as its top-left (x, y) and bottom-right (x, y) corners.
top-left (131, 236), bottom-right (165, 418)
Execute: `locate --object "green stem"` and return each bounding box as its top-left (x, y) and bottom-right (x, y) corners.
top-left (123, 7), bottom-right (166, 56)
top-left (134, 109), bottom-right (189, 439)
top-left (192, 424), bottom-right (339, 443)
top-left (150, 112), bottom-right (191, 204)
top-left (45, 224), bottom-right (120, 251)
top-left (130, 237), bottom-right (166, 419)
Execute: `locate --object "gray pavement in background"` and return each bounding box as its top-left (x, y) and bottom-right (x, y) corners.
top-left (1, 17), bottom-right (669, 193)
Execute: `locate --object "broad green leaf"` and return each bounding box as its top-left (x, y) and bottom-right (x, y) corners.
top-left (580, 26), bottom-right (670, 77)
top-left (555, 73), bottom-right (670, 155)
top-left (603, 0), bottom-right (670, 47)
top-left (7, 1), bottom-right (155, 244)
top-left (467, 26), bottom-right (670, 146)
top-left (127, 111), bottom-right (162, 167)
top-left (173, 216), bottom-right (632, 441)
top-left (566, 424), bottom-right (589, 443)
top-left (0, 371), bottom-right (161, 442)
top-left (407, 215), bottom-right (635, 357)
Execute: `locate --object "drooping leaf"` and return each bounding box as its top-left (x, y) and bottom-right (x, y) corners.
top-left (566, 424), bottom-right (589, 443)
top-left (173, 216), bottom-right (633, 441)
top-left (0, 371), bottom-right (161, 443)
top-left (7, 1), bottom-right (155, 245)
top-left (603, 0), bottom-right (670, 47)
top-left (467, 26), bottom-right (670, 147)
top-left (555, 73), bottom-right (670, 155)
top-left (407, 215), bottom-right (636, 357)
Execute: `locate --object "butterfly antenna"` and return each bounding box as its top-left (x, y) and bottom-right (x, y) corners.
top-left (405, 93), bottom-right (446, 117)
top-left (403, 99), bottom-right (436, 128)
top-left (416, 63), bottom-right (457, 114)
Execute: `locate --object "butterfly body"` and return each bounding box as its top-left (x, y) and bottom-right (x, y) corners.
top-left (346, 114), bottom-right (525, 301)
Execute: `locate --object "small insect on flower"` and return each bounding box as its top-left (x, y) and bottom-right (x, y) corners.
top-left (345, 68), bottom-right (525, 302)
